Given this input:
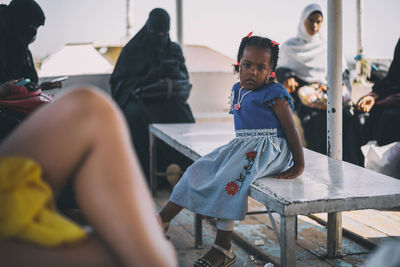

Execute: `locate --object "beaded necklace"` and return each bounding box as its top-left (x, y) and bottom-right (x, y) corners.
top-left (234, 87), bottom-right (252, 110)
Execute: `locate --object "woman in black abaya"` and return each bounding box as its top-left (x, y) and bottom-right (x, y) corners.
top-left (110, 8), bottom-right (194, 184)
top-left (358, 38), bottom-right (400, 146)
top-left (0, 0), bottom-right (44, 85)
top-left (0, 0), bottom-right (61, 142)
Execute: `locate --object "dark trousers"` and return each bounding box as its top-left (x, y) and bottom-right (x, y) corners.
top-left (363, 106), bottom-right (400, 146)
top-left (300, 106), bottom-right (364, 166)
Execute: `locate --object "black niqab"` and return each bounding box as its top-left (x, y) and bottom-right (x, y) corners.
top-left (110, 8), bottom-right (179, 100)
top-left (146, 8), bottom-right (170, 51)
top-left (146, 8), bottom-right (170, 32)
top-left (8, 0), bottom-right (45, 47)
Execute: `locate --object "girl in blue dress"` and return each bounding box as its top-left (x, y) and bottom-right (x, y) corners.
top-left (159, 34), bottom-right (304, 267)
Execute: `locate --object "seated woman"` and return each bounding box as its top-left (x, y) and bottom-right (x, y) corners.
top-left (110, 8), bottom-right (194, 184)
top-left (276, 3), bottom-right (363, 166)
top-left (358, 38), bottom-right (400, 146)
top-left (0, 87), bottom-right (176, 267)
top-left (0, 0), bottom-right (63, 142)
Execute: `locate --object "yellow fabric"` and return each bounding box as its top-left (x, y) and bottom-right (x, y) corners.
top-left (0, 156), bottom-right (86, 247)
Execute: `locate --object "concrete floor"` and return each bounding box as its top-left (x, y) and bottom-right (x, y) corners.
top-left (155, 189), bottom-right (395, 267)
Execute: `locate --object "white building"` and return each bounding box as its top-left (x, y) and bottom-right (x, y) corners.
top-left (38, 43), bottom-right (237, 118)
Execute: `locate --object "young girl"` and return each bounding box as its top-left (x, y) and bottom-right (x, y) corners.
top-left (159, 34), bottom-right (304, 267)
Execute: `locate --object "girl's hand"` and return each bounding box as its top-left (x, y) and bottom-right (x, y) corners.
top-left (274, 164), bottom-right (304, 179)
top-left (271, 98), bottom-right (305, 180)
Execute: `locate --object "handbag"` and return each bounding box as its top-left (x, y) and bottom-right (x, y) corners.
top-left (0, 85), bottom-right (53, 115)
top-left (132, 78), bottom-right (192, 101)
top-left (361, 141), bottom-right (400, 178)
top-left (297, 83), bottom-right (351, 109)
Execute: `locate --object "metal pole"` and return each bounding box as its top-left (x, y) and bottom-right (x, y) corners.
top-left (176, 0), bottom-right (183, 46)
top-left (194, 214), bottom-right (203, 248)
top-left (356, 0), bottom-right (363, 54)
top-left (327, 0), bottom-right (343, 160)
top-left (150, 131), bottom-right (157, 196)
top-left (126, 0), bottom-right (132, 39)
top-left (327, 0), bottom-right (343, 258)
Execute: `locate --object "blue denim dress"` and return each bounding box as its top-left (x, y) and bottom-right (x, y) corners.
top-left (170, 82), bottom-right (294, 220)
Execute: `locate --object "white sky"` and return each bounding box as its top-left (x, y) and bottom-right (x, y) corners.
top-left (2, 0), bottom-right (399, 62)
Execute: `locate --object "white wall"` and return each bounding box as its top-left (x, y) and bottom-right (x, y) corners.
top-left (40, 71), bottom-right (237, 120)
top-left (187, 72), bottom-right (237, 114)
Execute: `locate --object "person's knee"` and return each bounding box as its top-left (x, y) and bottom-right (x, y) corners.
top-left (64, 87), bottom-right (121, 123)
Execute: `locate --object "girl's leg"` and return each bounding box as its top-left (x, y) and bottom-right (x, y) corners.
top-left (0, 88), bottom-right (176, 267)
top-left (215, 219), bottom-right (234, 249)
top-left (200, 220), bottom-right (234, 266)
top-left (158, 201), bottom-right (183, 223)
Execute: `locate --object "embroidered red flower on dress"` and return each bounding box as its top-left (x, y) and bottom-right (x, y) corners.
top-left (246, 151), bottom-right (257, 159)
top-left (225, 182), bottom-right (239, 196)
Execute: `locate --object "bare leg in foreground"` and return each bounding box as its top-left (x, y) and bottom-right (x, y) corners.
top-left (0, 88), bottom-right (177, 267)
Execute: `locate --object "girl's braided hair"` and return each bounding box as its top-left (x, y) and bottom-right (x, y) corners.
top-left (234, 35), bottom-right (280, 81)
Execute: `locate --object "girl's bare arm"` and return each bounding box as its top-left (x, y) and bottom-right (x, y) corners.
top-left (271, 98), bottom-right (305, 179)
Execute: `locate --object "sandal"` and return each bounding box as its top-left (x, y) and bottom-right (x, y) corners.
top-left (193, 244), bottom-right (237, 267)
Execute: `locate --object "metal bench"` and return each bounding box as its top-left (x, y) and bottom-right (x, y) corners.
top-left (150, 122), bottom-right (400, 267)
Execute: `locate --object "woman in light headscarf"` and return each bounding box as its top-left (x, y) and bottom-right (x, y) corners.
top-left (276, 3), bottom-right (363, 166)
top-left (279, 3), bottom-right (328, 86)
top-left (277, 3), bottom-right (350, 91)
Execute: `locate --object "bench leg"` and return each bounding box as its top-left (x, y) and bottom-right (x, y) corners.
top-left (194, 213), bottom-right (203, 248)
top-left (280, 215), bottom-right (296, 267)
top-left (265, 207), bottom-right (298, 242)
top-left (150, 133), bottom-right (157, 196)
top-left (327, 212), bottom-right (342, 258)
